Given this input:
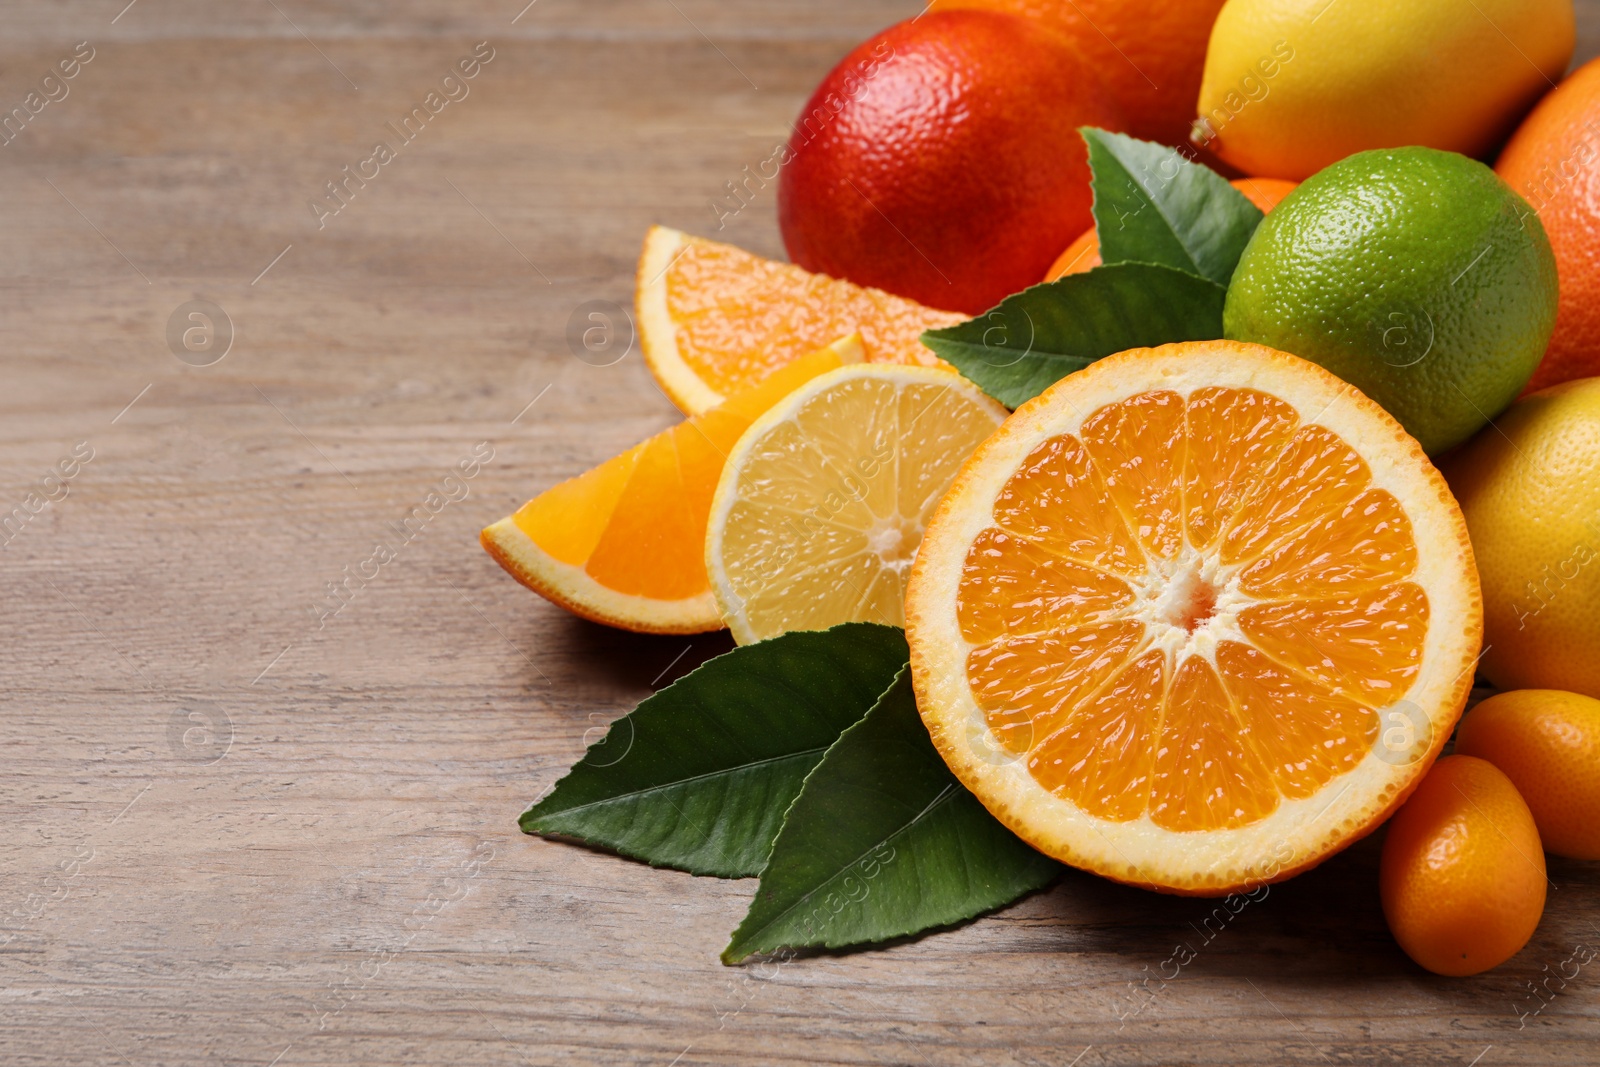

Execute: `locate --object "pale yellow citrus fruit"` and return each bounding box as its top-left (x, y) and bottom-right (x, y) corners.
top-left (906, 340), bottom-right (1482, 895)
top-left (1195, 0), bottom-right (1574, 180)
top-left (636, 226), bottom-right (961, 417)
top-left (1442, 377), bottom-right (1600, 698)
top-left (482, 337), bottom-right (861, 634)
top-left (706, 364), bottom-right (1006, 644)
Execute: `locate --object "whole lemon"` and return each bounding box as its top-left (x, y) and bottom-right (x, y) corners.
top-left (1380, 755), bottom-right (1546, 977)
top-left (1457, 689), bottom-right (1600, 860)
top-left (1224, 147), bottom-right (1558, 455)
top-left (1442, 379), bottom-right (1600, 697)
top-left (1195, 0), bottom-right (1574, 180)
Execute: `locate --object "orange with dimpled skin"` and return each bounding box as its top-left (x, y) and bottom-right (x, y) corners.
top-left (1496, 57), bottom-right (1600, 392)
top-left (929, 0), bottom-right (1229, 148)
top-left (778, 11), bottom-right (1121, 315)
top-left (1379, 755), bottom-right (1546, 976)
top-left (1456, 689), bottom-right (1600, 860)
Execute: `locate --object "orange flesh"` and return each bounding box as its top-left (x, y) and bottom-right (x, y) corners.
top-left (510, 347), bottom-right (845, 601)
top-left (957, 387), bottom-right (1422, 832)
top-left (664, 238), bottom-right (961, 397)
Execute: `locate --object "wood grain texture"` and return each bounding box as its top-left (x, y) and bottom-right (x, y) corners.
top-left (1, 3), bottom-right (1597, 1065)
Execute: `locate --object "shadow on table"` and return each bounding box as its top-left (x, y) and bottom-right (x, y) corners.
top-left (529, 613), bottom-right (1600, 1005)
top-left (540, 611), bottom-right (737, 696)
top-left (1023, 834), bottom-right (1600, 998)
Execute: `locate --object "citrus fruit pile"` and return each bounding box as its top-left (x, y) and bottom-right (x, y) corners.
top-left (493, 0), bottom-right (1600, 979)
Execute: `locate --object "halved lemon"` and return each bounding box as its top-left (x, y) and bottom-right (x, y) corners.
top-left (906, 341), bottom-right (1482, 895)
top-left (637, 226), bottom-right (963, 417)
top-left (482, 336), bottom-right (862, 634)
top-left (706, 364), bottom-right (1007, 643)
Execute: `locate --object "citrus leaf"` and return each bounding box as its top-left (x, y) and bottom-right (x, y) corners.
top-left (920, 263), bottom-right (1226, 409)
top-left (722, 669), bottom-right (1061, 963)
top-left (1082, 126), bottom-right (1263, 286)
top-left (520, 623), bottom-right (909, 878)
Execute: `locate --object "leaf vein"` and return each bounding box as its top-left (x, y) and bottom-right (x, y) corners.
top-left (530, 749), bottom-right (829, 821)
top-left (735, 782), bottom-right (964, 952)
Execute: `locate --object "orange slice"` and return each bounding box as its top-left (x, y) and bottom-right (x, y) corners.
top-left (482, 336), bottom-right (863, 633)
top-left (637, 226), bottom-right (964, 417)
top-left (906, 340), bottom-right (1481, 895)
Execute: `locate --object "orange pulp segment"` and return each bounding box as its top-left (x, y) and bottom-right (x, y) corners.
top-left (482, 335), bottom-right (863, 633)
top-left (968, 385), bottom-right (1420, 831)
top-left (638, 226), bottom-right (963, 416)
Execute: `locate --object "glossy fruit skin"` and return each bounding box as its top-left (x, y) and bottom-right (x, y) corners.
top-left (1457, 690), bottom-right (1600, 860)
top-left (1224, 147), bottom-right (1558, 455)
top-left (1197, 0), bottom-right (1574, 180)
top-left (1442, 379), bottom-right (1600, 698)
top-left (1044, 177), bottom-right (1296, 281)
top-left (778, 11), bottom-right (1121, 315)
top-left (928, 0), bottom-right (1227, 147)
top-left (1496, 57), bottom-right (1600, 393)
top-left (1380, 756), bottom-right (1546, 977)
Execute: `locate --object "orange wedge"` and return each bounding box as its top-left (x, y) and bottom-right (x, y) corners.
top-left (483, 336), bottom-right (863, 633)
top-left (637, 226), bottom-right (964, 416)
top-left (906, 340), bottom-right (1482, 895)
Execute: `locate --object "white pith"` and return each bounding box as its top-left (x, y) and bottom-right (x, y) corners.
top-left (481, 517), bottom-right (722, 634)
top-left (1124, 544), bottom-right (1249, 667)
top-left (636, 226), bottom-right (726, 417)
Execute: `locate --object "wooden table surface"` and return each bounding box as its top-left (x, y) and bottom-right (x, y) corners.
top-left (4, 3), bottom-right (1599, 1065)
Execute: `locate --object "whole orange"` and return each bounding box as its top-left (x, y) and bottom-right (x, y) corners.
top-left (1456, 689), bottom-right (1600, 861)
top-left (1043, 177), bottom-right (1296, 281)
top-left (929, 0), bottom-right (1227, 147)
top-left (777, 11), bottom-right (1121, 315)
top-left (1379, 755), bottom-right (1546, 977)
top-left (1497, 57), bottom-right (1600, 393)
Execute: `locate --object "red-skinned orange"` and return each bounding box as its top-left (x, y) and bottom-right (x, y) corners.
top-left (778, 11), bottom-right (1121, 315)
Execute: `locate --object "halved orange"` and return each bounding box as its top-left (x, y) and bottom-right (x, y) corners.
top-left (637, 226), bottom-right (963, 416)
top-left (906, 340), bottom-right (1482, 895)
top-left (482, 336), bottom-right (862, 633)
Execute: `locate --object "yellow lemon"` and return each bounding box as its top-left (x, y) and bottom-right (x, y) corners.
top-left (1442, 378), bottom-right (1600, 698)
top-left (1195, 0), bottom-right (1574, 180)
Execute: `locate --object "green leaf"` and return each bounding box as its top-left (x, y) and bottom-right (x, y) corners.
top-left (520, 623), bottom-right (909, 878)
top-left (1082, 126), bottom-right (1263, 286)
top-left (920, 263), bottom-right (1227, 409)
top-left (722, 669), bottom-right (1061, 964)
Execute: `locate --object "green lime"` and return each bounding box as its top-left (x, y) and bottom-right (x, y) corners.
top-left (1223, 147), bottom-right (1557, 455)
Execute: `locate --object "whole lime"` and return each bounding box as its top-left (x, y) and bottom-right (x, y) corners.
top-left (1223, 147), bottom-right (1558, 455)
